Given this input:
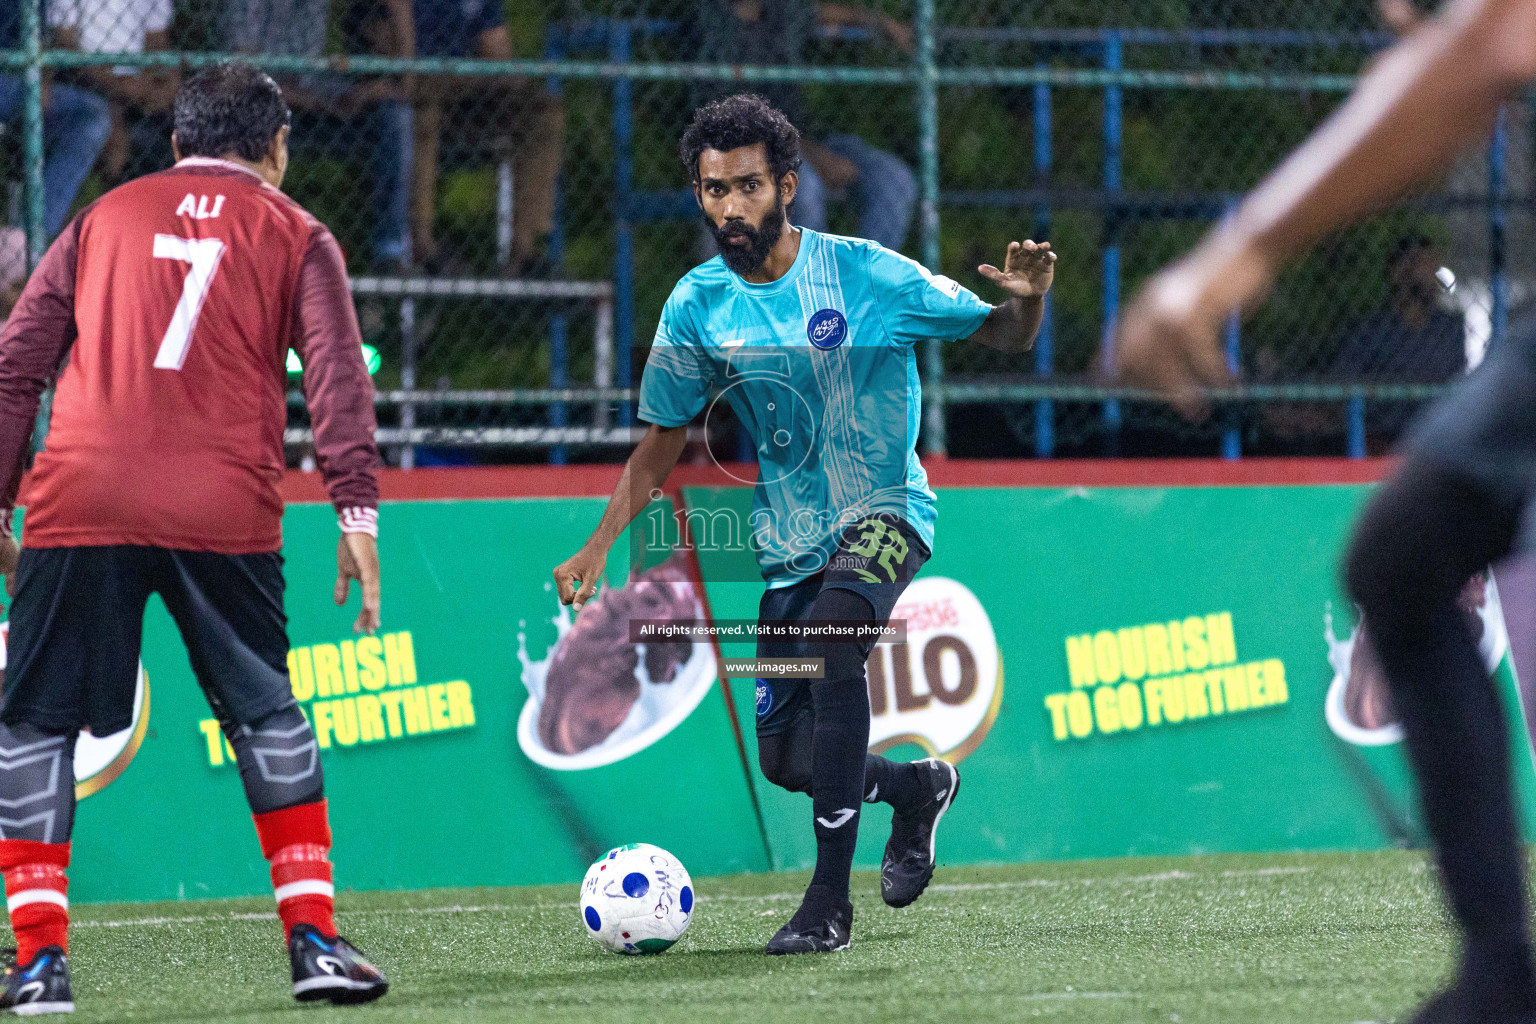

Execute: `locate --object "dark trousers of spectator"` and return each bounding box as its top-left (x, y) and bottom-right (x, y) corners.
top-left (403, 80), bottom-right (565, 271)
top-left (0, 75), bottom-right (111, 238)
top-left (289, 101), bottom-right (412, 267)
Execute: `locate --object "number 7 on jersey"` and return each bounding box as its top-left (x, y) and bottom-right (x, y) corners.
top-left (152, 233), bottom-right (227, 370)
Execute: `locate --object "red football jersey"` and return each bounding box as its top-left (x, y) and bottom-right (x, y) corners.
top-left (0, 158), bottom-right (379, 553)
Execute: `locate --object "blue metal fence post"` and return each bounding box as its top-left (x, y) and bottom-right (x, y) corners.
top-left (1346, 396), bottom-right (1365, 458)
top-left (915, 0), bottom-right (944, 455)
top-left (611, 23), bottom-right (635, 428)
top-left (546, 27), bottom-right (569, 464)
top-left (21, 0), bottom-right (44, 267)
top-left (1221, 313), bottom-right (1241, 459)
top-left (1099, 32), bottom-right (1123, 454)
top-left (1490, 106), bottom-right (1509, 352)
top-left (1221, 198), bottom-right (1241, 459)
top-left (1033, 66), bottom-right (1054, 458)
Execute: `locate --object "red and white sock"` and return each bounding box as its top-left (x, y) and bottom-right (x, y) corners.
top-left (253, 800), bottom-right (336, 941)
top-left (0, 840), bottom-right (69, 963)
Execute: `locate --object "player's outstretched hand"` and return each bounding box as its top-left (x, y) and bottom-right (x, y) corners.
top-left (336, 533), bottom-right (382, 634)
top-left (554, 546), bottom-right (605, 612)
top-left (0, 534), bottom-right (17, 602)
top-left (978, 240), bottom-right (1056, 299)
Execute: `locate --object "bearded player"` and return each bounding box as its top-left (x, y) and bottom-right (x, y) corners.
top-left (553, 94), bottom-right (1055, 954)
top-left (1114, 1), bottom-right (1536, 1020)
top-left (0, 63), bottom-right (388, 1012)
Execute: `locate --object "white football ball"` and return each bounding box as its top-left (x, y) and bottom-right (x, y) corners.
top-left (580, 843), bottom-right (694, 954)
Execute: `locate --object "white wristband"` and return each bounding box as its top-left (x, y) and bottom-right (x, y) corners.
top-left (339, 506), bottom-right (378, 537)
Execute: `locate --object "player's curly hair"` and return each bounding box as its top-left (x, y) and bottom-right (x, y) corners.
top-left (679, 94), bottom-right (802, 185)
top-left (173, 62), bottom-right (292, 164)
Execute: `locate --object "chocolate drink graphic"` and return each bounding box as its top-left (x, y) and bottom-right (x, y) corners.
top-left (538, 556), bottom-right (697, 756)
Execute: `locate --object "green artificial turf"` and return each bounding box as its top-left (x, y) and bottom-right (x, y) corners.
top-left (62, 850), bottom-right (1459, 1023)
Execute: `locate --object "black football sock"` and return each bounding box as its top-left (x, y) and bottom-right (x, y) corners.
top-left (863, 754), bottom-right (924, 812)
top-left (804, 585), bottom-right (887, 902)
top-left (1347, 464), bottom-right (1535, 1002)
top-left (808, 675), bottom-right (869, 901)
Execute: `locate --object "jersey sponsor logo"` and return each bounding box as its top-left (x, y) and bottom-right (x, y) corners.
top-left (1323, 573), bottom-right (1505, 747)
top-left (0, 623), bottom-right (151, 800)
top-left (867, 577), bottom-right (1002, 764)
top-left (755, 680), bottom-right (774, 717)
top-left (806, 308), bottom-right (848, 350)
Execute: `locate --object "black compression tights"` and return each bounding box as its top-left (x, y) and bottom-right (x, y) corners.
top-left (755, 587), bottom-right (925, 900)
top-left (1345, 461), bottom-right (1534, 998)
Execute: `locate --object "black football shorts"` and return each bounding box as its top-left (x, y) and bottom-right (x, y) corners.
top-left (753, 513), bottom-right (930, 737)
top-left (3, 545), bottom-right (295, 736)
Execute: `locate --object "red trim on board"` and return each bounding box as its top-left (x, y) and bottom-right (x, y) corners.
top-left (920, 456), bottom-right (1395, 488)
top-left (13, 458), bottom-right (1392, 509)
top-left (265, 457), bottom-right (1395, 505)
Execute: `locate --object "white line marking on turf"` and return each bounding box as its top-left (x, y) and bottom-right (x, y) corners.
top-left (69, 867), bottom-right (1314, 930)
top-left (1018, 992), bottom-right (1134, 1001)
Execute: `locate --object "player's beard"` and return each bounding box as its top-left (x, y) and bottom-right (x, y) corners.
top-left (709, 198), bottom-right (787, 277)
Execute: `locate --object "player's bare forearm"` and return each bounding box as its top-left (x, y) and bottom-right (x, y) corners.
top-left (1198, 0), bottom-right (1536, 306)
top-left (970, 296), bottom-right (1044, 353)
top-left (555, 423), bottom-right (687, 608)
top-left (587, 424), bottom-right (688, 553)
top-left (973, 239), bottom-right (1055, 351)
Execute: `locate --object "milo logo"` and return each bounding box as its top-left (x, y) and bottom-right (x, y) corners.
top-left (806, 308), bottom-right (848, 350)
top-left (866, 577), bottom-right (1001, 763)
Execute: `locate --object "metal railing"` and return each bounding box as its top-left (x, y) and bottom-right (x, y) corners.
top-left (3, 3), bottom-right (1503, 462)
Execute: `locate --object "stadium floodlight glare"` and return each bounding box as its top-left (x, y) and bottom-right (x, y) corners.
top-left (287, 344), bottom-right (381, 375)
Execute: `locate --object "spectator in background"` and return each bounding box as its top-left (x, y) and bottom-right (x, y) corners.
top-left (1332, 235), bottom-right (1465, 382)
top-left (224, 0), bottom-right (416, 269)
top-left (687, 0), bottom-right (917, 251)
top-left (1332, 235), bottom-right (1466, 449)
top-left (48, 0), bottom-right (177, 181)
top-left (357, 0), bottom-right (563, 275)
top-left (0, 1), bottom-right (111, 240)
top-left (1255, 235), bottom-right (1465, 453)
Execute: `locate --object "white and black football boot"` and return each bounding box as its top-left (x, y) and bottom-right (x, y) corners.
top-left (289, 924), bottom-right (388, 1005)
top-left (0, 946), bottom-right (73, 1015)
top-left (881, 757), bottom-right (960, 908)
top-left (764, 884), bottom-right (853, 955)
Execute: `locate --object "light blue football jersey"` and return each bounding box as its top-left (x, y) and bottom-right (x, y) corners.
top-left (638, 229), bottom-right (992, 587)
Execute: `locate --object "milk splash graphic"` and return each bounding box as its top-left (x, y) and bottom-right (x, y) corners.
top-left (1323, 576), bottom-right (1508, 748)
top-left (516, 581), bottom-right (719, 771)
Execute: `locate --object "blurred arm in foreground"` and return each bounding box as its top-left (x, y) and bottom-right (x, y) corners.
top-left (1112, 0), bottom-right (1536, 417)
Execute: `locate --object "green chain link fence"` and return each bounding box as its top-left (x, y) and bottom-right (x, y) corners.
top-left (0, 0), bottom-right (1520, 463)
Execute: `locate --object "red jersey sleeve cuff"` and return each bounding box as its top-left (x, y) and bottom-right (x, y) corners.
top-left (338, 506), bottom-right (378, 538)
